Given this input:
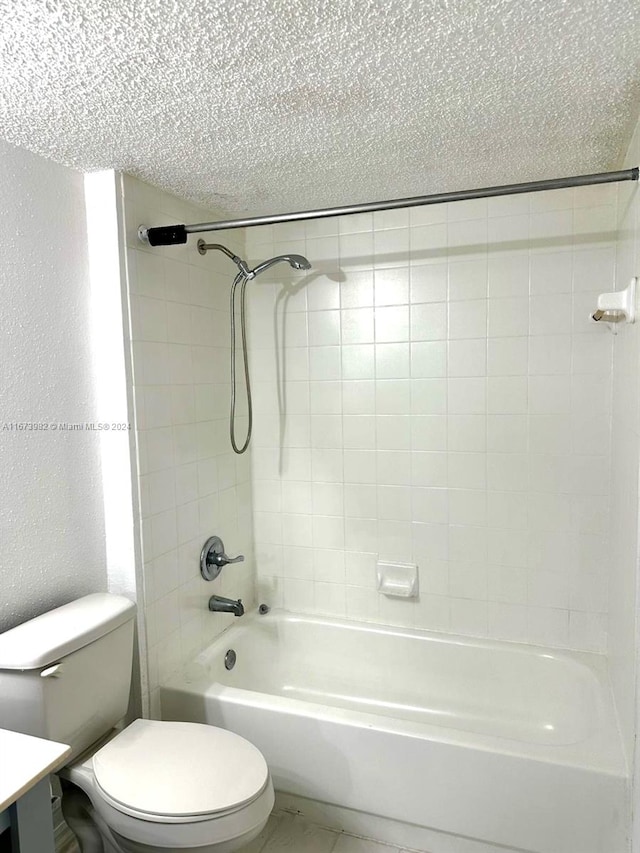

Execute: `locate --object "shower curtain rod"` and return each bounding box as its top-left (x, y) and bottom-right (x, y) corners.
top-left (139, 167), bottom-right (639, 246)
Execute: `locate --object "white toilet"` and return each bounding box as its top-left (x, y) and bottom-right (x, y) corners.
top-left (0, 593), bottom-right (274, 852)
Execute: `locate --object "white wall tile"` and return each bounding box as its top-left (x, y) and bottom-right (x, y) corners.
top-left (450, 598), bottom-right (488, 636)
top-left (411, 342), bottom-right (446, 377)
top-left (448, 218), bottom-right (487, 250)
top-left (449, 489), bottom-right (486, 526)
top-left (410, 263), bottom-right (447, 303)
top-left (449, 300), bottom-right (487, 339)
top-left (376, 380), bottom-right (411, 414)
top-left (376, 343), bottom-right (410, 378)
top-left (339, 271), bottom-right (374, 308)
top-left (488, 297), bottom-right (529, 337)
top-left (342, 380), bottom-right (375, 414)
top-left (487, 337), bottom-right (528, 375)
top-left (308, 311), bottom-right (339, 346)
top-left (448, 378), bottom-right (486, 414)
top-left (411, 379), bottom-right (447, 414)
top-left (344, 450), bottom-right (377, 484)
top-left (448, 452), bottom-right (485, 490)
top-left (343, 416), bottom-right (376, 450)
top-left (527, 606), bottom-right (569, 647)
top-left (410, 303), bottom-right (447, 341)
top-left (412, 452), bottom-right (448, 488)
top-left (376, 451), bottom-right (411, 486)
top-left (530, 251), bottom-right (572, 295)
top-left (282, 481), bottom-right (312, 514)
top-left (488, 253), bottom-right (529, 298)
top-left (341, 308), bottom-right (374, 343)
top-left (378, 485), bottom-right (411, 521)
top-left (374, 227), bottom-right (409, 261)
top-left (375, 306), bottom-right (409, 342)
top-left (312, 483), bottom-right (344, 517)
top-left (339, 233), bottom-right (374, 270)
top-left (310, 346), bottom-right (342, 380)
top-left (529, 294), bottom-right (572, 336)
top-left (310, 381), bottom-right (342, 415)
top-left (375, 267), bottom-right (409, 306)
top-left (448, 339), bottom-right (486, 377)
top-left (345, 485), bottom-right (377, 519)
top-left (342, 344), bottom-right (375, 379)
top-left (487, 376), bottom-right (528, 414)
top-left (487, 602), bottom-right (529, 642)
top-left (448, 415), bottom-right (486, 452)
top-left (411, 223), bottom-right (447, 253)
top-left (449, 561), bottom-right (487, 600)
top-left (376, 415), bottom-right (410, 450)
top-left (410, 416), bottom-right (447, 451)
top-left (487, 565), bottom-right (528, 605)
top-left (487, 453), bottom-right (528, 491)
top-left (448, 259), bottom-right (487, 301)
top-left (245, 182), bottom-right (616, 655)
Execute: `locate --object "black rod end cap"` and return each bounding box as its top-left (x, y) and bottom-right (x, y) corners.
top-left (146, 224), bottom-right (188, 246)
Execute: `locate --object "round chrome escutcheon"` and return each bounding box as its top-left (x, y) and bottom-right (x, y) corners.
top-left (224, 649), bottom-right (237, 671)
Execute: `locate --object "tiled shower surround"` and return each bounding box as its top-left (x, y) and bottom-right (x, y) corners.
top-left (245, 184), bottom-right (618, 652)
top-left (609, 117), bottom-right (640, 758)
top-left (123, 171), bottom-right (627, 699)
top-left (121, 175), bottom-right (255, 712)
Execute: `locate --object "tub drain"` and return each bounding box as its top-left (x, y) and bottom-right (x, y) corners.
top-left (224, 649), bottom-right (236, 671)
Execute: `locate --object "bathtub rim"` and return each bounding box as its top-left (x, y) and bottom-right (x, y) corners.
top-left (165, 607), bottom-right (628, 778)
top-left (192, 607), bottom-right (613, 679)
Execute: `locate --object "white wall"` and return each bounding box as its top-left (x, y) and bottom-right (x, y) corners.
top-left (246, 184), bottom-right (617, 652)
top-left (120, 176), bottom-right (255, 714)
top-left (0, 140), bottom-right (107, 630)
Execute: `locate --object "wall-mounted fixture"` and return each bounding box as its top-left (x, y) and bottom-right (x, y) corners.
top-left (194, 242), bottom-right (311, 456)
top-left (200, 535), bottom-right (244, 582)
top-left (208, 595), bottom-right (244, 617)
top-left (591, 278), bottom-right (636, 331)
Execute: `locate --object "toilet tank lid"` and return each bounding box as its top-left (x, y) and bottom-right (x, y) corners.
top-left (0, 594), bottom-right (136, 670)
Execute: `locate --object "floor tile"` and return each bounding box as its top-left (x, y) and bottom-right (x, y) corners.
top-left (261, 813), bottom-right (339, 853)
top-left (333, 834), bottom-right (400, 853)
top-left (239, 814), bottom-right (283, 852)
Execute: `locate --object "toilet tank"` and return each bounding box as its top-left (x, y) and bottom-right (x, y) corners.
top-left (0, 593), bottom-right (136, 759)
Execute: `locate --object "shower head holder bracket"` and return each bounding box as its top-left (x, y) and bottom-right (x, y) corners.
top-left (591, 278), bottom-right (636, 331)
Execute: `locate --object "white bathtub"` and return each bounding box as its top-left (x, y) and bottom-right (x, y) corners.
top-left (161, 611), bottom-right (629, 853)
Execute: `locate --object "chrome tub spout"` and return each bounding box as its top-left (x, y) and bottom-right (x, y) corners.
top-left (208, 595), bottom-right (244, 617)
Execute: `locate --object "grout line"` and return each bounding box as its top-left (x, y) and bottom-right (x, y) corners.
top-left (327, 828), bottom-right (341, 853)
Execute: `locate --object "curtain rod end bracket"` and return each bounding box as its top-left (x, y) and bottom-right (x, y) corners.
top-left (138, 224), bottom-right (188, 246)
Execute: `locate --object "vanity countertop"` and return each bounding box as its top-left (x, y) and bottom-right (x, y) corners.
top-left (0, 728), bottom-right (71, 811)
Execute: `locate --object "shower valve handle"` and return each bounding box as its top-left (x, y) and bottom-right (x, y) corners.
top-left (200, 535), bottom-right (245, 581)
top-left (212, 551), bottom-right (245, 567)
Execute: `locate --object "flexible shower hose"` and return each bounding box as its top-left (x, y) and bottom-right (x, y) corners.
top-left (229, 271), bottom-right (252, 454)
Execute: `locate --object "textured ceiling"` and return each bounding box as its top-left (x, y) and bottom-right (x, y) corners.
top-left (0, 1), bottom-right (639, 217)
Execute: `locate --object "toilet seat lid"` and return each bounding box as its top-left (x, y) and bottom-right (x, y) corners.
top-left (92, 719), bottom-right (269, 820)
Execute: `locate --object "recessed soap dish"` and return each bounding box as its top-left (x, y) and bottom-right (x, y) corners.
top-left (376, 561), bottom-right (418, 598)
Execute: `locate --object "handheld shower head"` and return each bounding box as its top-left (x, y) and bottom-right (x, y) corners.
top-left (286, 255), bottom-right (313, 270)
top-left (251, 254), bottom-right (312, 277)
top-left (196, 241), bottom-right (311, 279)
